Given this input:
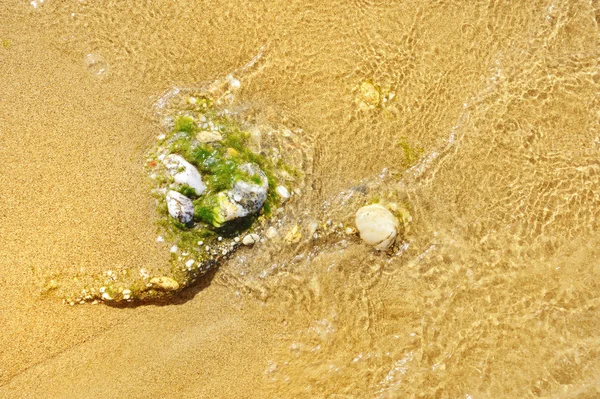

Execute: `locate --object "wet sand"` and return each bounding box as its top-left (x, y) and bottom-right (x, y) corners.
top-left (0, 6), bottom-right (275, 396)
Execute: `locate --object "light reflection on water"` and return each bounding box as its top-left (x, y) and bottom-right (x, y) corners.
top-left (6, 0), bottom-right (600, 396)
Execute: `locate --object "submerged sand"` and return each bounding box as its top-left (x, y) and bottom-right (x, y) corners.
top-left (1, 0), bottom-right (600, 397)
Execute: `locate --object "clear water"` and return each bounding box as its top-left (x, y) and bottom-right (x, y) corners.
top-left (0, 0), bottom-right (599, 397)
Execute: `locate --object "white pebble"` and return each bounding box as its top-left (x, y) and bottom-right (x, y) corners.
top-left (163, 154), bottom-right (206, 196)
top-left (170, 245), bottom-right (178, 253)
top-left (166, 190), bottom-right (195, 224)
top-left (228, 74), bottom-right (241, 90)
top-left (276, 185), bottom-right (291, 201)
top-left (156, 236), bottom-right (164, 243)
top-left (265, 227), bottom-right (278, 239)
top-left (185, 259), bottom-right (195, 269)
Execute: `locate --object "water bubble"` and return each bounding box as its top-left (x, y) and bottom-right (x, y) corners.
top-left (83, 53), bottom-right (109, 79)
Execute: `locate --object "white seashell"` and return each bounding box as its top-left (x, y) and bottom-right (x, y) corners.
top-left (242, 233), bottom-right (260, 246)
top-left (166, 190), bottom-right (195, 224)
top-left (163, 154), bottom-right (206, 196)
top-left (355, 204), bottom-right (399, 250)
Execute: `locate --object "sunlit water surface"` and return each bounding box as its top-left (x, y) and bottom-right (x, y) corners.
top-left (1, 0), bottom-right (599, 397)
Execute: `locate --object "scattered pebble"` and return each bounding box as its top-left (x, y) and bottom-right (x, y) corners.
top-left (285, 225), bottom-right (302, 244)
top-left (196, 130), bottom-right (223, 143)
top-left (149, 276), bottom-right (180, 291)
top-left (355, 204), bottom-right (399, 250)
top-left (185, 259), bottom-right (195, 269)
top-left (265, 227), bottom-right (278, 239)
top-left (170, 245), bottom-right (178, 253)
top-left (166, 190), bottom-right (194, 224)
top-left (276, 185), bottom-right (290, 201)
top-left (156, 236), bottom-right (164, 243)
top-left (242, 233), bottom-right (260, 246)
top-left (163, 154), bottom-right (206, 196)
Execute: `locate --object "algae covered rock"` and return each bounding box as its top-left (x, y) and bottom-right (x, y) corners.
top-left (48, 66), bottom-right (312, 306)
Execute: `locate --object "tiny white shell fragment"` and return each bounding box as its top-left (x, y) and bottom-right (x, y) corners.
top-left (166, 190), bottom-right (194, 224)
top-left (355, 204), bottom-right (399, 250)
top-left (276, 185), bottom-right (290, 201)
top-left (227, 74), bottom-right (241, 90)
top-left (163, 154), bottom-right (206, 196)
top-left (265, 227), bottom-right (278, 239)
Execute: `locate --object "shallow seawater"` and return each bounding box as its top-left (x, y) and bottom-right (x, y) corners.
top-left (1, 0), bottom-right (599, 397)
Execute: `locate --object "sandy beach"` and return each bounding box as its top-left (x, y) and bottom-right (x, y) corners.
top-left (1, 0), bottom-right (599, 397)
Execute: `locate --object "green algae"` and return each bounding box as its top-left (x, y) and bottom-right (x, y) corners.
top-left (398, 136), bottom-right (423, 167)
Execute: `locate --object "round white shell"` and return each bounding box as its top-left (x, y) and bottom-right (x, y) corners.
top-left (355, 204), bottom-right (399, 250)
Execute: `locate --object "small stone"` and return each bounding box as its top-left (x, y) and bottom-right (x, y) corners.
top-left (163, 154), bottom-right (206, 196)
top-left (276, 185), bottom-right (290, 201)
top-left (285, 225), bottom-right (301, 244)
top-left (355, 204), bottom-right (399, 250)
top-left (208, 163), bottom-right (269, 227)
top-left (357, 81), bottom-right (381, 109)
top-left (122, 289), bottom-right (132, 300)
top-left (156, 236), bottom-right (164, 243)
top-left (166, 190), bottom-right (194, 224)
top-left (242, 233), bottom-right (260, 246)
top-left (101, 292), bottom-right (113, 301)
top-left (196, 130), bottom-right (223, 143)
top-left (185, 259), bottom-right (195, 269)
top-left (345, 227), bottom-right (356, 235)
top-left (149, 276), bottom-right (180, 291)
top-left (265, 227), bottom-right (278, 239)
top-left (227, 74), bottom-right (241, 90)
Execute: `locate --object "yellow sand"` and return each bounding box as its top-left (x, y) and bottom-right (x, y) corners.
top-left (1, 0), bottom-right (599, 398)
